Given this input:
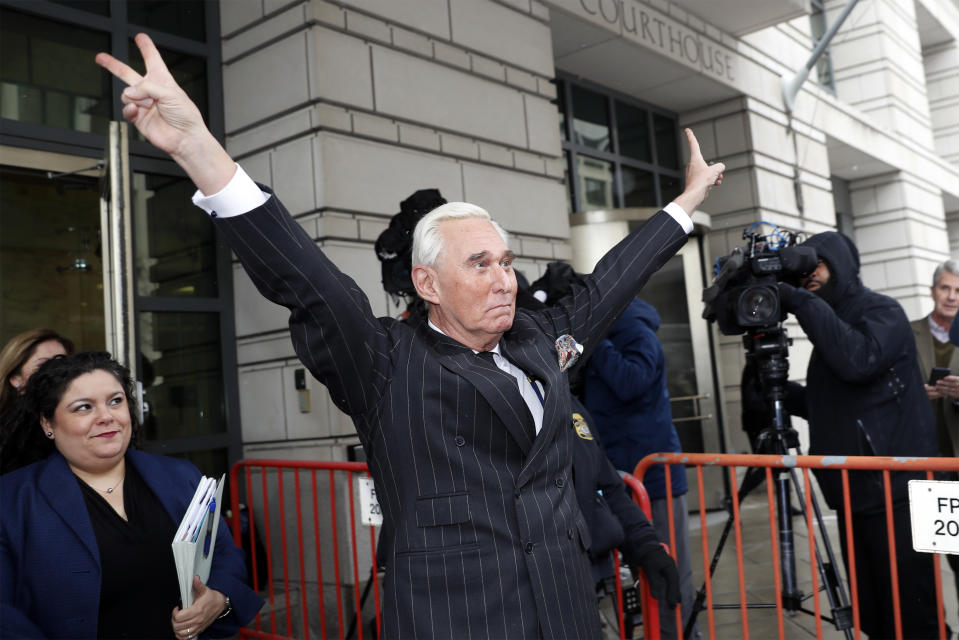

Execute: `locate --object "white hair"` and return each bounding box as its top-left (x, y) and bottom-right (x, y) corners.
top-left (933, 259), bottom-right (959, 287)
top-left (411, 202), bottom-right (509, 267)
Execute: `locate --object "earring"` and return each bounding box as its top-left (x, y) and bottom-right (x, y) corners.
top-left (46, 431), bottom-right (53, 438)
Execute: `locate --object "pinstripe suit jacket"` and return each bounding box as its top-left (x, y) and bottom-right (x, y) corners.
top-left (216, 193), bottom-right (687, 639)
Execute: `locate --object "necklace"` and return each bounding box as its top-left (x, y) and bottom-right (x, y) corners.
top-left (96, 475), bottom-right (125, 494)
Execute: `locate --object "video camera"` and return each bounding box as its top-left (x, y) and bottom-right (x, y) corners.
top-left (702, 223), bottom-right (818, 336)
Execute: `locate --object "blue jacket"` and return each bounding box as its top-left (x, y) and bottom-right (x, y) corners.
top-left (1, 449), bottom-right (263, 638)
top-left (584, 299), bottom-right (687, 500)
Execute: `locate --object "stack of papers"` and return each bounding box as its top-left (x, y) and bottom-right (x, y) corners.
top-left (172, 474), bottom-right (225, 608)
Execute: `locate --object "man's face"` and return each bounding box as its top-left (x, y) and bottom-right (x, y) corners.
top-left (931, 271), bottom-right (959, 325)
top-left (802, 260), bottom-right (831, 293)
top-left (426, 218), bottom-right (517, 349)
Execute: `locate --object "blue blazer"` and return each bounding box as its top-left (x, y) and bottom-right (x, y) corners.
top-left (1, 449), bottom-right (263, 638)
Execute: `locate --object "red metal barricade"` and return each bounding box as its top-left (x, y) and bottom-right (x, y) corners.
top-left (229, 459), bottom-right (381, 640)
top-left (620, 473), bottom-right (664, 640)
top-left (228, 459), bottom-right (654, 640)
top-left (634, 452), bottom-right (959, 640)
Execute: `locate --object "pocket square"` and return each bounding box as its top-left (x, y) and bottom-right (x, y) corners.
top-left (555, 335), bottom-right (584, 372)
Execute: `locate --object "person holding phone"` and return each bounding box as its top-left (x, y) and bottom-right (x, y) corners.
top-left (911, 259), bottom-right (959, 458)
top-left (911, 259), bottom-right (959, 606)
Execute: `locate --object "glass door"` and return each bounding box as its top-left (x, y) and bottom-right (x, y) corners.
top-left (100, 122), bottom-right (239, 475)
top-left (0, 147), bottom-right (107, 351)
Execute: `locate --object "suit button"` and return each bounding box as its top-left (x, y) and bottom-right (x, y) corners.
top-left (567, 528), bottom-right (574, 540)
top-left (525, 542), bottom-right (534, 554)
top-left (554, 476), bottom-right (565, 488)
top-left (514, 491), bottom-right (521, 499)
top-left (454, 435), bottom-right (466, 446)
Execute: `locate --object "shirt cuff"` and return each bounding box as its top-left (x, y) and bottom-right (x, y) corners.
top-left (191, 164), bottom-right (270, 218)
top-left (663, 202), bottom-right (694, 235)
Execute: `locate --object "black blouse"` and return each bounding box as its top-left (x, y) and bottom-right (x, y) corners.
top-left (77, 463), bottom-right (180, 639)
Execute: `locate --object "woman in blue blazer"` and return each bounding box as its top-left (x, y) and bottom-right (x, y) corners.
top-left (1, 352), bottom-right (263, 639)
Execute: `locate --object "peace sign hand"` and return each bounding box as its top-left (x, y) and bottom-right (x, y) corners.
top-left (95, 33), bottom-right (234, 194)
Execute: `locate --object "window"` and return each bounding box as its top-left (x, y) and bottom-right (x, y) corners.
top-left (0, 9), bottom-right (111, 134)
top-left (556, 75), bottom-right (682, 213)
top-left (128, 1), bottom-right (207, 42)
top-left (0, 0), bottom-right (237, 479)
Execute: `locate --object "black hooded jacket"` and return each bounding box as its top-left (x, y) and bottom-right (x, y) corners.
top-left (781, 232), bottom-right (937, 514)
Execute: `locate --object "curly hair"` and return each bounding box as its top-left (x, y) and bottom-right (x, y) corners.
top-left (0, 352), bottom-right (139, 473)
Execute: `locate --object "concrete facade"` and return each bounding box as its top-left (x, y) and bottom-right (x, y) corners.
top-left (221, 0), bottom-right (570, 455)
top-left (218, 0), bottom-right (959, 460)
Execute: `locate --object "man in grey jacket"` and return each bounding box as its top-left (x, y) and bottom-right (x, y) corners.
top-left (912, 259), bottom-right (959, 458)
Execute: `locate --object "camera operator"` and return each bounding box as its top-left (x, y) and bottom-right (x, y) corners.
top-left (773, 231), bottom-right (940, 639)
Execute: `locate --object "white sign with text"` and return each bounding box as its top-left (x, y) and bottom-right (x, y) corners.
top-left (358, 476), bottom-right (383, 527)
top-left (909, 480), bottom-right (959, 554)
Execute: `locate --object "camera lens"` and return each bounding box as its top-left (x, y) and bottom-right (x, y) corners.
top-left (736, 285), bottom-right (779, 326)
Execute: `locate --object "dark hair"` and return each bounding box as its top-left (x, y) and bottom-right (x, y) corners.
top-left (0, 352), bottom-right (139, 473)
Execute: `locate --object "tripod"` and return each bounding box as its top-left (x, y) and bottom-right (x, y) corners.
top-left (682, 327), bottom-right (853, 639)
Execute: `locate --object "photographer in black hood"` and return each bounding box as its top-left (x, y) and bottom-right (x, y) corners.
top-left (774, 231), bottom-right (941, 639)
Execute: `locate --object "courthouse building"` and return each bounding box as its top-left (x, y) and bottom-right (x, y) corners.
top-left (1, 0), bottom-right (958, 508)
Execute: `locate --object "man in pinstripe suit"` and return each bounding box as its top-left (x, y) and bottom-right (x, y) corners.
top-left (98, 35), bottom-right (725, 639)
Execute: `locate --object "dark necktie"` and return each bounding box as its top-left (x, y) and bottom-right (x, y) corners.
top-left (476, 351), bottom-right (539, 441)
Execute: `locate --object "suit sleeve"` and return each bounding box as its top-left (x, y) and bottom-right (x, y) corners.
top-left (214, 192), bottom-right (391, 417)
top-left (788, 288), bottom-right (910, 383)
top-left (534, 211), bottom-right (687, 352)
top-left (594, 452), bottom-right (660, 565)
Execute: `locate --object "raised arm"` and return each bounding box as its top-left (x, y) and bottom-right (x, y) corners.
top-left (535, 129), bottom-right (724, 348)
top-left (95, 33), bottom-right (234, 195)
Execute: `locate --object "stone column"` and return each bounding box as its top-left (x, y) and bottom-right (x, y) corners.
top-left (683, 95), bottom-right (833, 455)
top-left (828, 0), bottom-right (935, 150)
top-left (219, 0), bottom-right (568, 450)
top-left (924, 38), bottom-right (959, 257)
top-left (849, 171), bottom-right (951, 318)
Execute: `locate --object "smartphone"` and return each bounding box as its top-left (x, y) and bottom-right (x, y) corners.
top-left (929, 366), bottom-right (951, 385)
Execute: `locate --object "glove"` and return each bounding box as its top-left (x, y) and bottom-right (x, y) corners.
top-left (636, 543), bottom-right (680, 608)
top-left (777, 281), bottom-right (805, 314)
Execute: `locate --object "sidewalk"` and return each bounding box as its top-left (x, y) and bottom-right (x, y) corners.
top-left (680, 488), bottom-right (958, 639)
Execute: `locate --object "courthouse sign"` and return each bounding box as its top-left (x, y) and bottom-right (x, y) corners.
top-left (546, 0), bottom-right (765, 91)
